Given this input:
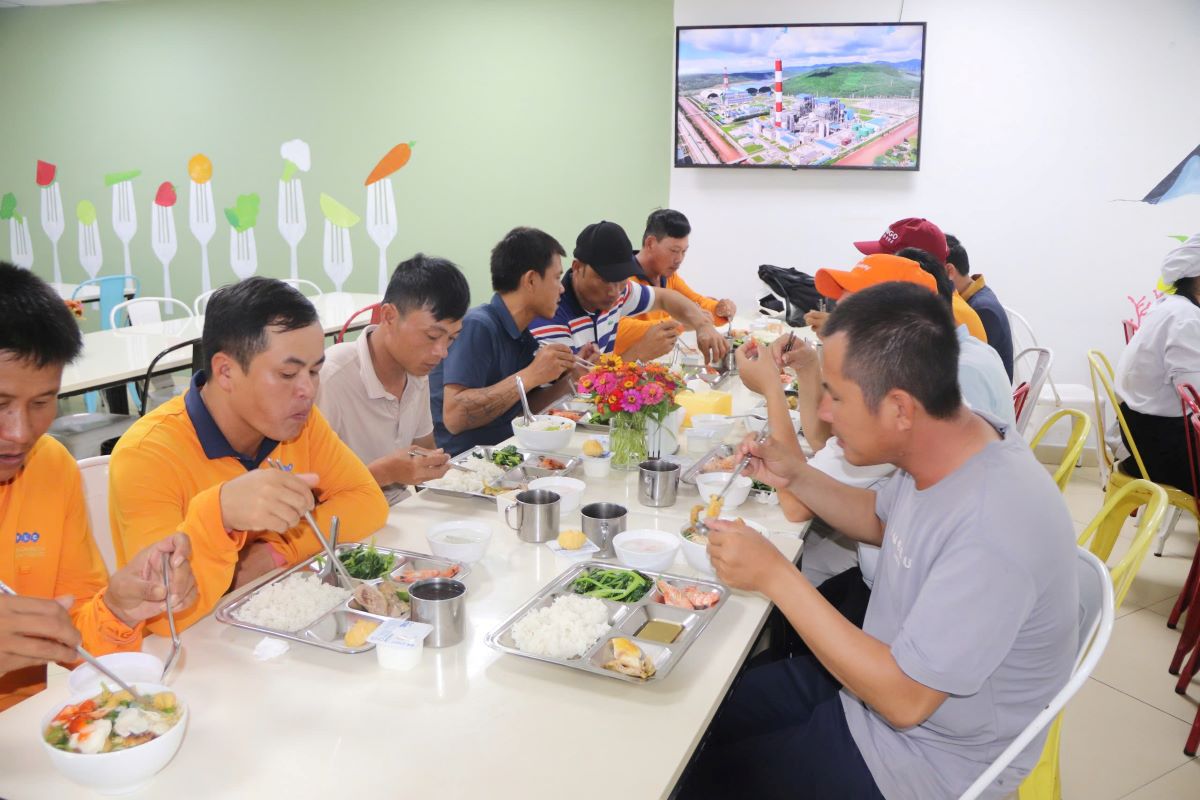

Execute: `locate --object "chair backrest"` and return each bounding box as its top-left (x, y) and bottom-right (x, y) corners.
top-left (1012, 382), bottom-right (1030, 422)
top-left (1005, 307), bottom-right (1062, 405)
top-left (73, 276), bottom-right (141, 331)
top-left (76, 455), bottom-right (115, 575)
top-left (1087, 349), bottom-right (1148, 484)
top-left (110, 297), bottom-right (194, 329)
top-left (139, 337), bottom-right (203, 415)
top-left (1029, 408), bottom-right (1092, 492)
top-left (1077, 478), bottom-right (1169, 609)
top-left (283, 278), bottom-right (324, 297)
top-left (193, 288), bottom-right (219, 317)
top-left (1013, 347), bottom-right (1053, 435)
top-left (336, 303), bottom-right (383, 344)
top-left (959, 548), bottom-right (1114, 800)
top-left (1122, 319), bottom-right (1139, 344)
top-left (1177, 383), bottom-right (1200, 520)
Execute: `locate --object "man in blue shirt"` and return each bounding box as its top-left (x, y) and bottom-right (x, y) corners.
top-left (530, 220), bottom-right (729, 364)
top-left (945, 234), bottom-right (1015, 380)
top-left (429, 228), bottom-right (587, 455)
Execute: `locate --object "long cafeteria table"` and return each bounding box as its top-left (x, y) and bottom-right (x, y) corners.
top-left (0, 373), bottom-right (809, 799)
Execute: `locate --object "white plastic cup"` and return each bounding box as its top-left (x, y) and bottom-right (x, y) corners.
top-left (582, 453), bottom-right (613, 478)
top-left (368, 619), bottom-right (434, 671)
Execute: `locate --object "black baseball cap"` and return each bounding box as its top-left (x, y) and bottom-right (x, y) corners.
top-left (573, 221), bottom-right (645, 282)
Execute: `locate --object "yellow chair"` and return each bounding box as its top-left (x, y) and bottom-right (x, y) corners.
top-left (1029, 409), bottom-right (1092, 492)
top-left (1017, 479), bottom-right (1169, 800)
top-left (1087, 350), bottom-right (1196, 555)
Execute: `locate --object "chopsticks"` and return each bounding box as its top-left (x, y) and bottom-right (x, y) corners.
top-left (160, 552), bottom-right (181, 680)
top-left (265, 458), bottom-right (356, 590)
top-left (0, 577), bottom-right (156, 708)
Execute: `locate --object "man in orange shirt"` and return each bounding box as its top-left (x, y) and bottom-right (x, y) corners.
top-left (0, 263), bottom-right (198, 710)
top-left (614, 209), bottom-right (736, 359)
top-left (110, 278), bottom-right (389, 635)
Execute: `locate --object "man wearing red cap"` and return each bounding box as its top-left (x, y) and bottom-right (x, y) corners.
top-left (804, 218), bottom-right (988, 342)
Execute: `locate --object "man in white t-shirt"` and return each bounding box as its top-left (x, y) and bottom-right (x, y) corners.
top-left (678, 282), bottom-right (1077, 800)
top-left (317, 254), bottom-right (470, 504)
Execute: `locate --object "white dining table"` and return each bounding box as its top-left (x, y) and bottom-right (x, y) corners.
top-left (51, 280), bottom-right (138, 304)
top-left (58, 292), bottom-right (380, 397)
top-left (0, 375), bottom-right (808, 799)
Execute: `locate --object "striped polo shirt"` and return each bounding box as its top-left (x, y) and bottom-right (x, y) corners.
top-left (529, 271), bottom-right (654, 353)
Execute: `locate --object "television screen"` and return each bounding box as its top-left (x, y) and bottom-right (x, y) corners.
top-left (675, 22), bottom-right (926, 170)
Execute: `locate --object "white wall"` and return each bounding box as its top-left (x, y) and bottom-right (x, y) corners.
top-left (671, 0), bottom-right (1200, 384)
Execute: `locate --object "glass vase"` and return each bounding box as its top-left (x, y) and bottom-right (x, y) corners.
top-left (609, 413), bottom-right (648, 470)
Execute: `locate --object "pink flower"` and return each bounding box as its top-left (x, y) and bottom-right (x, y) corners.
top-left (621, 389), bottom-right (643, 412)
top-left (642, 383), bottom-right (665, 404)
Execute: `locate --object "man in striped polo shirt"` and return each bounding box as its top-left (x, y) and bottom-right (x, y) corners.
top-left (530, 220), bottom-right (729, 364)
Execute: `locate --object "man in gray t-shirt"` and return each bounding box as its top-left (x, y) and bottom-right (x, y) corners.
top-left (677, 282), bottom-right (1077, 800)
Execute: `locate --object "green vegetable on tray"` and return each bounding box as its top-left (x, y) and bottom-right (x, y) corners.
top-left (489, 445), bottom-right (524, 469)
top-left (337, 541), bottom-right (397, 579)
top-left (571, 568), bottom-right (652, 603)
top-left (751, 479), bottom-right (777, 494)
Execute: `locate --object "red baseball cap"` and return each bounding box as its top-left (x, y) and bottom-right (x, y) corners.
top-left (814, 253), bottom-right (938, 300)
top-left (854, 217), bottom-right (949, 264)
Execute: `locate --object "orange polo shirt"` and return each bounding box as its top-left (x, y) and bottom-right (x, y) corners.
top-left (1, 436), bottom-right (140, 710)
top-left (109, 374), bottom-right (388, 636)
top-left (953, 293), bottom-right (988, 343)
top-left (615, 272), bottom-right (729, 356)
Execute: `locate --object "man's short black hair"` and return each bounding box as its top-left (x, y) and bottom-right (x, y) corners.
top-left (643, 208), bottom-right (691, 243)
top-left (897, 247), bottom-right (955, 309)
top-left (0, 261), bottom-right (82, 367)
top-left (490, 227), bottom-right (566, 293)
top-left (824, 281), bottom-right (962, 419)
top-left (946, 234), bottom-right (970, 278)
top-left (384, 253), bottom-right (470, 321)
top-left (202, 277), bottom-right (319, 377)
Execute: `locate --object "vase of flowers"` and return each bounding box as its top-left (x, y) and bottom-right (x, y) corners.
top-left (577, 355), bottom-right (685, 470)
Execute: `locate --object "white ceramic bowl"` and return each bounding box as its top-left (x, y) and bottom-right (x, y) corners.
top-left (747, 409), bottom-right (801, 434)
top-left (690, 414), bottom-right (734, 441)
top-left (613, 529), bottom-right (680, 572)
top-left (511, 414), bottom-right (575, 452)
top-left (426, 519), bottom-right (492, 564)
top-left (40, 681), bottom-right (187, 795)
top-left (679, 517), bottom-right (769, 576)
top-left (528, 476), bottom-right (585, 513)
top-left (68, 652), bottom-right (165, 694)
top-left (694, 472), bottom-right (754, 510)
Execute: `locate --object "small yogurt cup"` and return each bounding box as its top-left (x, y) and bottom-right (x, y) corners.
top-left (368, 619), bottom-right (434, 671)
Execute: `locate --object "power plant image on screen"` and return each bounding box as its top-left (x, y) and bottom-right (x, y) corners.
top-left (675, 24), bottom-right (925, 169)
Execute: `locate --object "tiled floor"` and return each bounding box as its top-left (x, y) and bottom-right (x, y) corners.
top-left (1059, 467), bottom-right (1200, 798)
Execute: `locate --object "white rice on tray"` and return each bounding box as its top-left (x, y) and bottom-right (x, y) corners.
top-left (426, 459), bottom-right (506, 494)
top-left (233, 573), bottom-right (351, 632)
top-left (511, 595), bottom-right (610, 659)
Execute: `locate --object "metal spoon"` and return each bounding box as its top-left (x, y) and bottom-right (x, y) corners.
top-left (691, 425), bottom-right (772, 539)
top-left (265, 459), bottom-right (355, 589)
top-left (514, 375), bottom-right (535, 426)
top-left (160, 552), bottom-right (181, 680)
top-left (0, 578), bottom-right (156, 709)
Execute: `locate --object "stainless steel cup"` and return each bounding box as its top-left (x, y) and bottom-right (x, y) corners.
top-left (580, 502), bottom-right (627, 557)
top-left (638, 459), bottom-right (680, 507)
top-left (408, 578), bottom-right (467, 648)
top-left (504, 489), bottom-right (561, 543)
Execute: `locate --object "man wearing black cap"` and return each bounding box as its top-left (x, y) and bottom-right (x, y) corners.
top-left (530, 220), bottom-right (729, 363)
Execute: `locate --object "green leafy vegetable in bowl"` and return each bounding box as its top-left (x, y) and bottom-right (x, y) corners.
top-left (571, 568), bottom-right (651, 603)
top-left (337, 541), bottom-right (396, 579)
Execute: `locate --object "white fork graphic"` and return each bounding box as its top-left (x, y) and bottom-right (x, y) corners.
top-left (151, 202), bottom-right (178, 298)
top-left (230, 227), bottom-right (258, 280)
top-left (112, 180), bottom-right (137, 275)
top-left (189, 181), bottom-right (216, 293)
top-left (9, 216), bottom-right (33, 269)
top-left (323, 220), bottom-right (353, 291)
top-left (39, 183), bottom-right (64, 283)
top-left (366, 179), bottom-right (397, 294)
top-left (278, 178), bottom-right (306, 280)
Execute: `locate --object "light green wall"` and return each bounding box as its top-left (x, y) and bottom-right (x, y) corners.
top-left (0, 0), bottom-right (672, 313)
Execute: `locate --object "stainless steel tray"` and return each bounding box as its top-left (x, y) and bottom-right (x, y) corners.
top-left (680, 443), bottom-right (736, 486)
top-left (215, 543), bottom-right (470, 654)
top-left (485, 561), bottom-right (727, 684)
top-left (418, 446), bottom-right (581, 500)
top-left (543, 395), bottom-right (609, 433)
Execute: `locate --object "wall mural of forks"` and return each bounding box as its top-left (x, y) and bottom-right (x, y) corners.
top-left (0, 193), bottom-right (34, 269)
top-left (225, 193), bottom-right (261, 280)
top-left (75, 199), bottom-right (103, 279)
top-left (105, 169), bottom-right (140, 276)
top-left (188, 154), bottom-right (217, 294)
top-left (364, 142), bottom-right (414, 294)
top-left (320, 193), bottom-right (359, 291)
top-left (152, 182), bottom-right (179, 298)
top-left (278, 139), bottom-right (310, 281)
top-left (36, 161), bottom-right (65, 284)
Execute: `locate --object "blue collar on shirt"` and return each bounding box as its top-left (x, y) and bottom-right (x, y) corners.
top-left (184, 372), bottom-right (279, 470)
top-left (488, 292), bottom-right (524, 340)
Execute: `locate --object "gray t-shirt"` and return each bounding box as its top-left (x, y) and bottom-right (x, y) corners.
top-left (840, 412), bottom-right (1078, 800)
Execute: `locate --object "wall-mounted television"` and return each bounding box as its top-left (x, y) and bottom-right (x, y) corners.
top-left (675, 22), bottom-right (926, 170)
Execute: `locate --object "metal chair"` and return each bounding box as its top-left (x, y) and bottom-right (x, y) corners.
top-left (1013, 347), bottom-right (1053, 435)
top-left (335, 302), bottom-right (382, 344)
top-left (1028, 409), bottom-right (1092, 492)
top-left (193, 288), bottom-right (219, 316)
top-left (137, 337), bottom-right (204, 416)
top-left (1122, 319), bottom-right (1139, 344)
top-left (77, 456), bottom-right (116, 575)
top-left (1166, 385), bottom-right (1200, 757)
top-left (1006, 307), bottom-right (1062, 406)
top-left (960, 547), bottom-right (1116, 800)
top-left (109, 296), bottom-right (194, 329)
top-left (71, 276), bottom-right (141, 331)
top-left (283, 278), bottom-right (324, 297)
top-left (1088, 350), bottom-right (1196, 556)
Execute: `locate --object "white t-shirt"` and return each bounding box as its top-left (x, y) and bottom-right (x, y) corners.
top-left (316, 326), bottom-right (434, 504)
top-left (1116, 294), bottom-right (1200, 416)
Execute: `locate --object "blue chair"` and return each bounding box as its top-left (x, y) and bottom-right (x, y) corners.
top-left (72, 276), bottom-right (141, 411)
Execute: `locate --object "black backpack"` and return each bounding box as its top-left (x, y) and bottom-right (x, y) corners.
top-left (756, 264), bottom-right (831, 327)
